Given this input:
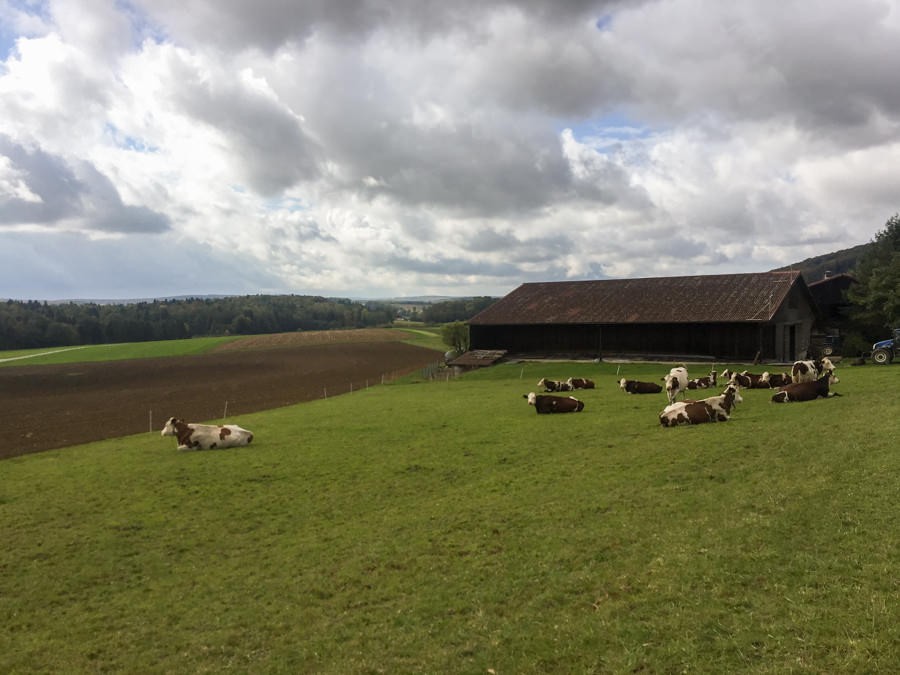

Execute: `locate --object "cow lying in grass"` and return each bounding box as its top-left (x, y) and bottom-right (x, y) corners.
top-left (771, 371), bottom-right (840, 403)
top-left (523, 392), bottom-right (585, 413)
top-left (567, 377), bottom-right (596, 389)
top-left (659, 384), bottom-right (743, 427)
top-left (618, 378), bottom-right (663, 394)
top-left (161, 417), bottom-right (255, 450)
top-left (687, 369), bottom-right (717, 389)
top-left (537, 377), bottom-right (573, 392)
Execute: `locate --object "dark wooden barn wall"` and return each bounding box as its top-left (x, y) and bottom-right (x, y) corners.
top-left (469, 323), bottom-right (777, 360)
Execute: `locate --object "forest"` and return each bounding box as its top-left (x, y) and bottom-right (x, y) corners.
top-left (0, 295), bottom-right (399, 350)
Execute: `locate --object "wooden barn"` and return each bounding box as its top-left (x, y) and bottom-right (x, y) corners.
top-left (468, 272), bottom-right (820, 362)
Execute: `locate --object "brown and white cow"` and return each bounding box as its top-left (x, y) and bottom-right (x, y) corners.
top-left (687, 369), bottom-right (717, 389)
top-left (659, 401), bottom-right (717, 427)
top-left (772, 371), bottom-right (840, 403)
top-left (524, 392), bottom-right (585, 413)
top-left (763, 371), bottom-right (792, 388)
top-left (663, 367), bottom-right (689, 405)
top-left (661, 383), bottom-right (743, 423)
top-left (619, 378), bottom-right (663, 394)
top-left (567, 377), bottom-right (596, 389)
top-left (791, 357), bottom-right (835, 384)
top-left (738, 370), bottom-right (769, 389)
top-left (161, 417), bottom-right (254, 450)
top-left (537, 377), bottom-right (573, 392)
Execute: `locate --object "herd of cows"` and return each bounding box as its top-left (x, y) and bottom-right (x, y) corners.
top-left (158, 358), bottom-right (842, 449)
top-left (524, 357), bottom-right (841, 427)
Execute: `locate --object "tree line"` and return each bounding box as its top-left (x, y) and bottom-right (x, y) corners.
top-left (0, 295), bottom-right (398, 350)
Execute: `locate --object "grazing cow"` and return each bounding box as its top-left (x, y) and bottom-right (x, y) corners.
top-left (687, 369), bottom-right (717, 389)
top-left (567, 377), bottom-right (596, 389)
top-left (663, 367), bottom-right (689, 405)
top-left (772, 371), bottom-right (841, 403)
top-left (524, 392), bottom-right (585, 414)
top-left (619, 378), bottom-right (663, 394)
top-left (791, 357), bottom-right (835, 384)
top-left (537, 377), bottom-right (573, 392)
top-left (763, 371), bottom-right (792, 388)
top-left (161, 417), bottom-right (254, 450)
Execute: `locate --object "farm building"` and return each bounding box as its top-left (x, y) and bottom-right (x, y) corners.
top-left (807, 272), bottom-right (856, 323)
top-left (468, 271), bottom-right (820, 362)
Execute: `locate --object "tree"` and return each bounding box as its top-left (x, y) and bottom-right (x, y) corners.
top-left (848, 214), bottom-right (900, 333)
top-left (440, 321), bottom-right (470, 354)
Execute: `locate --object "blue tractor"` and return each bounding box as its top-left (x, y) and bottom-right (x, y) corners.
top-left (871, 328), bottom-right (900, 364)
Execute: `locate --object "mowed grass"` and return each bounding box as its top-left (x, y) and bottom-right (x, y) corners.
top-left (2, 360), bottom-right (899, 673)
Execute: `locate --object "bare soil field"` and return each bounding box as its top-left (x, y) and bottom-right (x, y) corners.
top-left (1, 333), bottom-right (440, 460)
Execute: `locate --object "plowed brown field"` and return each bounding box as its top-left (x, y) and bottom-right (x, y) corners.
top-left (1, 331), bottom-right (440, 460)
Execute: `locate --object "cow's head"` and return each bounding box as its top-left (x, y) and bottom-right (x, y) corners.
top-left (161, 417), bottom-right (183, 437)
top-left (524, 392), bottom-right (537, 406)
top-left (618, 378), bottom-right (628, 389)
top-left (722, 383), bottom-right (743, 405)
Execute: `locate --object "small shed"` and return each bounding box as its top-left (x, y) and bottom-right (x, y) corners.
top-left (468, 272), bottom-right (819, 362)
top-left (446, 349), bottom-right (507, 373)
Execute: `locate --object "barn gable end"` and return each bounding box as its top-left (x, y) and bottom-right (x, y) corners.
top-left (469, 272), bottom-right (819, 362)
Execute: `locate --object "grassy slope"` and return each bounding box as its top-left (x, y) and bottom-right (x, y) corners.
top-left (1, 360), bottom-right (899, 673)
top-left (0, 336), bottom-right (238, 367)
top-left (0, 327), bottom-right (442, 368)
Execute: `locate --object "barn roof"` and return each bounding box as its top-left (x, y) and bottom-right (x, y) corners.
top-left (470, 272), bottom-right (809, 326)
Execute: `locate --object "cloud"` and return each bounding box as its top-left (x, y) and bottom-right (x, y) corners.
top-left (1, 0), bottom-right (898, 301)
top-left (163, 49), bottom-right (321, 194)
top-left (0, 134), bottom-right (170, 233)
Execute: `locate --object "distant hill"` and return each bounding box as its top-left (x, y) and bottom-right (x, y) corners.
top-left (772, 242), bottom-right (872, 284)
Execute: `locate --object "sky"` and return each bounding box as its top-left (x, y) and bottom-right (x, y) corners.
top-left (1, 0), bottom-right (899, 301)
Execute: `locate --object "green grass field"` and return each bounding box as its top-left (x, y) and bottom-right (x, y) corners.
top-left (0, 336), bottom-right (238, 367)
top-left (2, 358), bottom-right (899, 673)
top-left (0, 327), bottom-right (444, 368)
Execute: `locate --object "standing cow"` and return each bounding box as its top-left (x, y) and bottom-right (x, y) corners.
top-left (791, 357), bottom-right (836, 384)
top-left (663, 367), bottom-right (689, 405)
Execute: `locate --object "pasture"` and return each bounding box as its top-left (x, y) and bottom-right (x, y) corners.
top-left (2, 357), bottom-right (899, 673)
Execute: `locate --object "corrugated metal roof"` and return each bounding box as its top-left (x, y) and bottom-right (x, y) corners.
top-left (470, 272), bottom-right (804, 325)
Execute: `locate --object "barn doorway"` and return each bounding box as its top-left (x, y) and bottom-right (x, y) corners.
top-left (785, 324), bottom-right (796, 361)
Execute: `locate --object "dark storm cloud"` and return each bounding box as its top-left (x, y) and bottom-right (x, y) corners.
top-left (354, 125), bottom-right (573, 216)
top-left (0, 135), bottom-right (171, 233)
top-left (139, 0), bottom-right (634, 51)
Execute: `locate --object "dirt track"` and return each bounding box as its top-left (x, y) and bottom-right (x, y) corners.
top-left (1, 334), bottom-right (440, 459)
